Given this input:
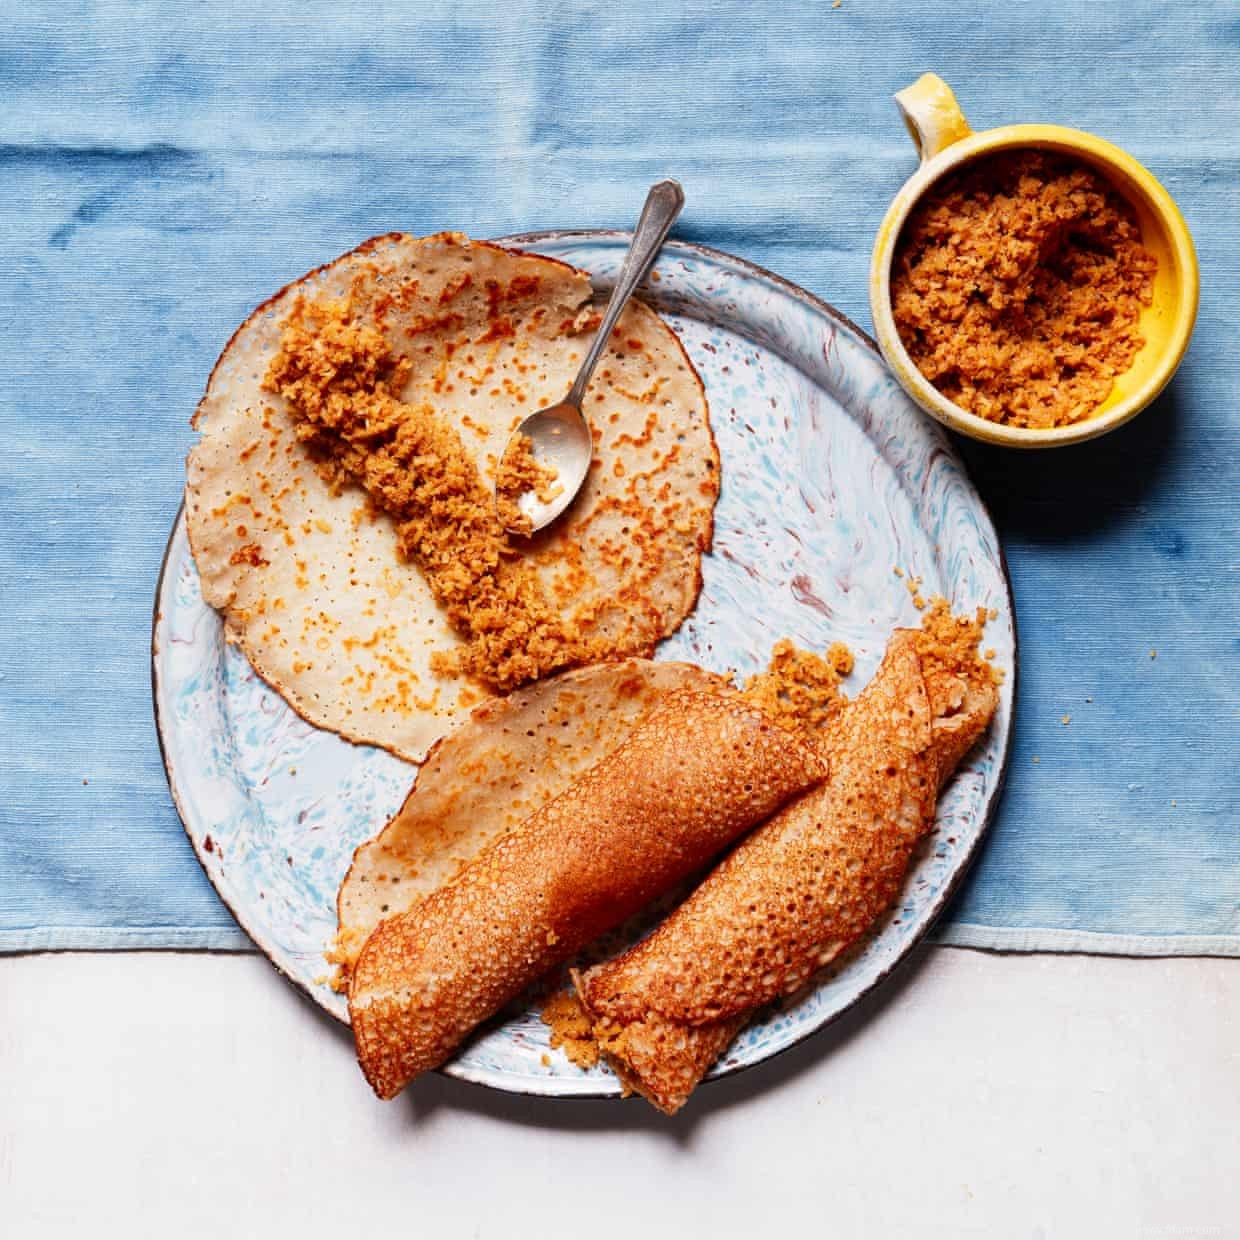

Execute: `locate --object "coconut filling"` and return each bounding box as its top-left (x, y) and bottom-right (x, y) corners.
top-left (264, 296), bottom-right (635, 693)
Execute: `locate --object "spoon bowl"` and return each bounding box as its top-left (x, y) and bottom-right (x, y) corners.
top-left (504, 401), bottom-right (594, 531)
top-left (496, 179), bottom-right (685, 534)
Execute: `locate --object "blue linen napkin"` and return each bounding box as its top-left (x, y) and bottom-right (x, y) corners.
top-left (1, 0), bottom-right (1236, 953)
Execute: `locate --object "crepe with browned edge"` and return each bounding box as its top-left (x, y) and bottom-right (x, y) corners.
top-left (575, 627), bottom-right (999, 1114)
top-left (348, 689), bottom-right (828, 1099)
top-left (334, 658), bottom-right (727, 984)
top-left (187, 233), bottom-right (716, 762)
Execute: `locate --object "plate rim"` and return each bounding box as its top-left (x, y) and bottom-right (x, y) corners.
top-left (152, 230), bottom-right (1018, 1101)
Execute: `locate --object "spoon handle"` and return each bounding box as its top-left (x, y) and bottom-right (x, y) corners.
top-left (567, 179), bottom-right (685, 408)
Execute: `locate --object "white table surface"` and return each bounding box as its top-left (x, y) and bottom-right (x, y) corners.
top-left (3, 948), bottom-right (1236, 1239)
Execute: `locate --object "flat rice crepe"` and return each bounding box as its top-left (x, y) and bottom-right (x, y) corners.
top-left (333, 658), bottom-right (725, 981)
top-left (186, 233), bottom-right (717, 761)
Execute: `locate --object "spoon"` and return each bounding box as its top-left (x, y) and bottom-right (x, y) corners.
top-left (495, 178), bottom-right (685, 534)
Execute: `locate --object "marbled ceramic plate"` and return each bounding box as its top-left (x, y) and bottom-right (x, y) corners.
top-left (153, 233), bottom-right (1015, 1098)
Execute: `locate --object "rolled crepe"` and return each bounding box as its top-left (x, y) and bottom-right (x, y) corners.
top-left (576, 627), bottom-right (999, 1114)
top-left (349, 689), bottom-right (828, 1099)
top-left (334, 659), bottom-right (727, 985)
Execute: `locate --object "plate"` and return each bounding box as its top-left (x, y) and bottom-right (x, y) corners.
top-left (152, 233), bottom-right (1016, 1098)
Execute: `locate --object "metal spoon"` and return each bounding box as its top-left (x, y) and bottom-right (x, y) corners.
top-left (495, 178), bottom-right (685, 534)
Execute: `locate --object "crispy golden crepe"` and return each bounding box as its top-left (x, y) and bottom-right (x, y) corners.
top-left (334, 658), bottom-right (726, 984)
top-left (348, 690), bottom-right (828, 1099)
top-left (576, 627), bottom-right (999, 1114)
top-left (186, 233), bottom-right (717, 762)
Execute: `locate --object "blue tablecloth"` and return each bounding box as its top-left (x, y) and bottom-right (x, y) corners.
top-left (2, 1), bottom-right (1236, 953)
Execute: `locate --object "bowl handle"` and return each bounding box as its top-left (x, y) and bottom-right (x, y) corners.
top-left (894, 74), bottom-right (973, 164)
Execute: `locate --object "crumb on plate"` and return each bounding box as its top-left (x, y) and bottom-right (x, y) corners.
top-left (540, 989), bottom-right (601, 1070)
top-left (742, 638), bottom-right (853, 740)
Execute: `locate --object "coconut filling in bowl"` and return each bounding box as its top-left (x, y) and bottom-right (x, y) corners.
top-left (890, 149), bottom-right (1158, 431)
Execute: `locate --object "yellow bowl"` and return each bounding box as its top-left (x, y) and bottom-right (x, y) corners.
top-left (870, 74), bottom-right (1199, 448)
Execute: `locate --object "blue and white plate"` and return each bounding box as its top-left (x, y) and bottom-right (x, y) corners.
top-left (152, 233), bottom-right (1015, 1098)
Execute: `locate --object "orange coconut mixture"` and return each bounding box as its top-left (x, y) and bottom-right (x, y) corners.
top-left (540, 988), bottom-right (602, 1070)
top-left (494, 431), bottom-right (562, 537)
top-left (741, 638), bottom-right (855, 741)
top-left (264, 297), bottom-right (622, 691)
top-left (892, 151), bottom-right (1157, 429)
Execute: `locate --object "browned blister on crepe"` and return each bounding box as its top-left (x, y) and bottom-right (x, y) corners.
top-left (576, 624), bottom-right (999, 1114)
top-left (186, 233), bottom-right (717, 761)
top-left (333, 658), bottom-right (726, 985)
top-left (348, 690), bottom-right (828, 1099)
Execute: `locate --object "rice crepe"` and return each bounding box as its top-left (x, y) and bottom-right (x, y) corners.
top-left (576, 621), bottom-right (999, 1114)
top-left (334, 658), bottom-right (726, 982)
top-left (348, 689), bottom-right (829, 1099)
top-left (186, 233), bottom-right (717, 761)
